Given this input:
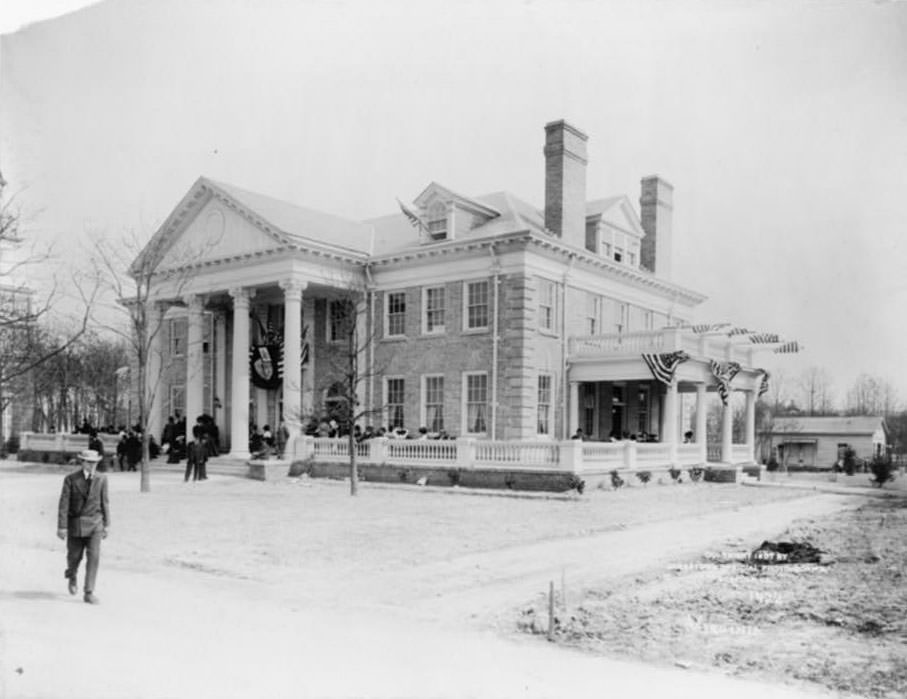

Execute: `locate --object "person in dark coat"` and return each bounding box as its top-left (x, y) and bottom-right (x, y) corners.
top-left (57, 449), bottom-right (110, 604)
top-left (185, 425), bottom-right (209, 482)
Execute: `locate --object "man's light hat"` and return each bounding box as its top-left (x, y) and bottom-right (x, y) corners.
top-left (77, 449), bottom-right (102, 462)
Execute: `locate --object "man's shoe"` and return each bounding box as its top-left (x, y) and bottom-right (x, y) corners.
top-left (67, 577), bottom-right (77, 595)
top-left (83, 593), bottom-right (99, 605)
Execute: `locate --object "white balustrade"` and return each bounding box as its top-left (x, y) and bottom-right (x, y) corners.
top-left (569, 330), bottom-right (665, 356)
top-left (474, 440), bottom-right (560, 469)
top-left (676, 443), bottom-right (704, 465)
top-left (580, 442), bottom-right (624, 467)
top-left (387, 439), bottom-right (457, 464)
top-left (635, 442), bottom-right (672, 465)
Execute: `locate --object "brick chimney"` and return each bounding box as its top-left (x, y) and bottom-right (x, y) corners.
top-left (544, 120), bottom-right (588, 247)
top-left (639, 175), bottom-right (673, 279)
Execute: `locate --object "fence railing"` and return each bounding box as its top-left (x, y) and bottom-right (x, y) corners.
top-left (19, 432), bottom-right (120, 454)
top-left (292, 436), bottom-right (756, 472)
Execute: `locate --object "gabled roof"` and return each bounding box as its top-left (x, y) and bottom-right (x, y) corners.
top-left (768, 416), bottom-right (887, 436)
top-left (208, 179), bottom-right (374, 254)
top-left (413, 181), bottom-right (501, 218)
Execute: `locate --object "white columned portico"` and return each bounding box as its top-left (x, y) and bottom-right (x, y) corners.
top-left (185, 294), bottom-right (205, 423)
top-left (146, 302), bottom-right (166, 440)
top-left (664, 380), bottom-right (679, 465)
top-left (229, 287), bottom-right (253, 459)
top-left (568, 381), bottom-right (579, 437)
top-left (279, 279), bottom-right (306, 439)
top-left (695, 382), bottom-right (708, 463)
top-left (745, 389), bottom-right (756, 463)
top-left (721, 392), bottom-right (734, 463)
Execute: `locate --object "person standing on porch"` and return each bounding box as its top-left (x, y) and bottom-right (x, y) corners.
top-left (57, 449), bottom-right (109, 605)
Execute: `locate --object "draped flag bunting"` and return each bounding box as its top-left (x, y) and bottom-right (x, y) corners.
top-left (397, 198), bottom-right (426, 233)
top-left (774, 341), bottom-right (801, 354)
top-left (642, 350), bottom-right (690, 385)
top-left (690, 323), bottom-right (730, 334)
top-left (709, 359), bottom-right (742, 406)
top-left (748, 333), bottom-right (780, 344)
top-left (726, 327), bottom-right (753, 337)
top-left (756, 369), bottom-right (770, 397)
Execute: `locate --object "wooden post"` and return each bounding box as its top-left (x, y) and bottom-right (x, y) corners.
top-left (547, 580), bottom-right (555, 641)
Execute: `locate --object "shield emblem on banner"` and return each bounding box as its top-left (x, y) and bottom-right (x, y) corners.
top-left (250, 344), bottom-right (282, 390)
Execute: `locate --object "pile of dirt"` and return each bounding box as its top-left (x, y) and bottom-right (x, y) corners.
top-left (516, 497), bottom-right (907, 698)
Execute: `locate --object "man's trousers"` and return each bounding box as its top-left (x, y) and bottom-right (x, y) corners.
top-left (65, 530), bottom-right (102, 594)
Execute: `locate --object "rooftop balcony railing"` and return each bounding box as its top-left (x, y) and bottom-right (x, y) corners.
top-left (569, 327), bottom-right (756, 366)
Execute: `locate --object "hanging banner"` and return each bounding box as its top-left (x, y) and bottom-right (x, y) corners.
top-left (250, 320), bottom-right (284, 390)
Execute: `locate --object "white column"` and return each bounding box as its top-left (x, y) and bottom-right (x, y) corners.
top-left (146, 302), bottom-right (166, 440)
top-left (695, 382), bottom-right (708, 463)
top-left (184, 294), bottom-right (205, 423)
top-left (745, 389), bottom-right (756, 463)
top-left (214, 312), bottom-right (227, 439)
top-left (568, 381), bottom-right (579, 437)
top-left (302, 296), bottom-right (316, 417)
top-left (228, 287), bottom-right (253, 459)
top-left (721, 392), bottom-right (734, 464)
top-left (279, 279), bottom-right (306, 439)
top-left (664, 380), bottom-right (678, 465)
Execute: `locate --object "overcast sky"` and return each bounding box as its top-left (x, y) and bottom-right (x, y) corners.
top-left (1, 0), bottom-right (906, 406)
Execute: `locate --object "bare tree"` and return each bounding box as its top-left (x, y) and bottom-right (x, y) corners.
top-left (845, 374), bottom-right (900, 416)
top-left (0, 177), bottom-right (97, 451)
top-left (88, 228), bottom-right (208, 492)
top-left (317, 285), bottom-right (387, 496)
top-left (798, 366), bottom-right (837, 416)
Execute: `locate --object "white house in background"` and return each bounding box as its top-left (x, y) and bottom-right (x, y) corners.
top-left (133, 119), bottom-right (800, 463)
top-left (760, 416), bottom-right (888, 468)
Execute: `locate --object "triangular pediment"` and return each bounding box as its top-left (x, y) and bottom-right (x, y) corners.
top-left (600, 196), bottom-right (645, 239)
top-left (133, 178), bottom-right (293, 275)
top-left (156, 195), bottom-right (286, 270)
top-left (412, 181), bottom-right (500, 218)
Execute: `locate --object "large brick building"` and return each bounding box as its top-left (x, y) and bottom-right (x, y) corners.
top-left (137, 119), bottom-right (788, 460)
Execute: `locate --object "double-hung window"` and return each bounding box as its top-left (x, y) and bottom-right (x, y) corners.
top-left (465, 280), bottom-right (489, 330)
top-left (464, 373), bottom-right (488, 434)
top-left (537, 375), bottom-right (552, 435)
top-left (424, 286), bottom-right (446, 334)
top-left (329, 300), bottom-right (354, 343)
top-left (386, 377), bottom-right (405, 429)
top-left (538, 279), bottom-right (555, 332)
top-left (170, 318), bottom-right (187, 357)
top-left (386, 292), bottom-right (406, 337)
top-left (423, 375), bottom-right (444, 432)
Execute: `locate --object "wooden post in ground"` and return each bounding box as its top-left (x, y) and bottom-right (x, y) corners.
top-left (547, 580), bottom-right (555, 641)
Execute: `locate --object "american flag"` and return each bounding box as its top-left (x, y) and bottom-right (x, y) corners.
top-left (774, 341), bottom-right (801, 354)
top-left (397, 198), bottom-right (426, 232)
top-left (641, 350), bottom-right (690, 385)
top-left (756, 369), bottom-right (770, 397)
top-left (726, 327), bottom-right (753, 337)
top-left (690, 323), bottom-right (730, 334)
top-left (709, 359), bottom-right (742, 405)
top-left (748, 333), bottom-right (780, 344)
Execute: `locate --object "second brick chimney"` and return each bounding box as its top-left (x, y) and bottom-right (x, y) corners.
top-left (544, 120), bottom-right (588, 248)
top-left (639, 175), bottom-right (673, 279)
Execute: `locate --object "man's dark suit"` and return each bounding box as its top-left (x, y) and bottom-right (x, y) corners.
top-left (58, 470), bottom-right (110, 595)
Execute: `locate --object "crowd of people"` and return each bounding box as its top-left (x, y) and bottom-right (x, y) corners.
top-left (303, 418), bottom-right (455, 442)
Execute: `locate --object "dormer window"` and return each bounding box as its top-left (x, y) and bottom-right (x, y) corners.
top-left (427, 202), bottom-right (447, 241)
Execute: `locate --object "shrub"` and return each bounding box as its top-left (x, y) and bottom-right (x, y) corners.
top-left (447, 469), bottom-right (461, 487)
top-left (5, 434), bottom-right (19, 454)
top-left (668, 466), bottom-right (683, 483)
top-left (869, 456), bottom-right (895, 487)
top-left (766, 455), bottom-right (779, 472)
top-left (689, 466), bottom-right (704, 482)
top-left (609, 470), bottom-right (625, 489)
top-left (636, 470), bottom-right (652, 485)
top-left (843, 447), bottom-right (857, 476)
top-left (567, 474), bottom-right (585, 494)
top-left (287, 456), bottom-right (313, 477)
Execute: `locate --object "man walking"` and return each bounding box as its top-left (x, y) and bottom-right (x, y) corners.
top-left (57, 449), bottom-right (110, 604)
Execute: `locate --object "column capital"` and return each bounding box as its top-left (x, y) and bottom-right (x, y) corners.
top-left (228, 287), bottom-right (255, 308)
top-left (279, 279), bottom-right (308, 300)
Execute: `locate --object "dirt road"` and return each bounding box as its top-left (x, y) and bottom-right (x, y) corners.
top-left (0, 465), bottom-right (854, 698)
